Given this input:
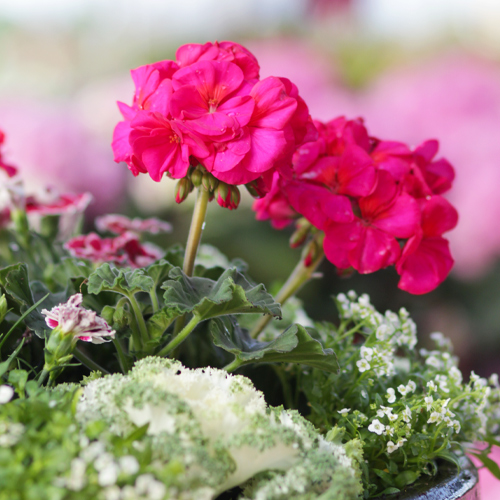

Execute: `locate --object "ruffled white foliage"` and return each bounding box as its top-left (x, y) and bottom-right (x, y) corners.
top-left (76, 357), bottom-right (360, 499)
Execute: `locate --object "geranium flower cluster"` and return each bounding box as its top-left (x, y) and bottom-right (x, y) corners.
top-left (253, 117), bottom-right (458, 294)
top-left (65, 214), bottom-right (167, 268)
top-left (112, 41), bottom-right (314, 204)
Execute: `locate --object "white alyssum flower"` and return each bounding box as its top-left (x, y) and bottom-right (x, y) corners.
top-left (356, 359), bottom-right (370, 373)
top-left (402, 406), bottom-right (412, 423)
top-left (424, 396), bottom-right (434, 411)
top-left (407, 380), bottom-right (417, 393)
top-left (368, 419), bottom-right (385, 435)
top-left (397, 384), bottom-right (409, 396)
top-left (0, 385), bottom-right (14, 404)
top-left (427, 381), bottom-right (437, 392)
top-left (386, 388), bottom-right (396, 404)
top-left (42, 294), bottom-right (115, 344)
top-left (387, 438), bottom-right (407, 454)
top-left (338, 408), bottom-right (351, 416)
top-left (360, 346), bottom-right (373, 361)
top-left (118, 455), bottom-right (140, 476)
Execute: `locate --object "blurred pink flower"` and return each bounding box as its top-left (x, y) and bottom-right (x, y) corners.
top-left (95, 214), bottom-right (172, 235)
top-left (0, 100), bottom-right (126, 216)
top-left (65, 232), bottom-right (162, 268)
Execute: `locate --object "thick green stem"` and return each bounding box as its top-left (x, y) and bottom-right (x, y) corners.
top-left (38, 369), bottom-right (49, 387)
top-left (183, 187), bottom-right (210, 277)
top-left (127, 293), bottom-right (149, 348)
top-left (250, 233), bottom-right (325, 339)
top-left (73, 348), bottom-right (110, 375)
top-left (224, 358), bottom-right (244, 373)
top-left (150, 290), bottom-right (159, 313)
top-left (174, 187), bottom-right (210, 336)
top-left (158, 315), bottom-right (200, 357)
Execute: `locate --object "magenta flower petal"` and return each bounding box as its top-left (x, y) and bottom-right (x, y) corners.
top-left (234, 127), bottom-right (288, 175)
top-left (420, 196), bottom-right (459, 237)
top-left (286, 181), bottom-right (353, 228)
top-left (396, 236), bottom-right (454, 294)
top-left (249, 77), bottom-right (298, 130)
top-left (372, 192), bottom-right (420, 239)
top-left (323, 221), bottom-right (361, 269)
top-left (172, 60), bottom-right (244, 99)
top-left (348, 225), bottom-right (401, 274)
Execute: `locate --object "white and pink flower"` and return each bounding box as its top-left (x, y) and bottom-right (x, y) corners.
top-left (42, 294), bottom-right (115, 344)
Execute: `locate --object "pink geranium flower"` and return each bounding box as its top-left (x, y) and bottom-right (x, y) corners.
top-left (253, 112), bottom-right (458, 294)
top-left (25, 190), bottom-right (92, 216)
top-left (176, 41), bottom-right (260, 81)
top-left (112, 40), bottom-right (312, 191)
top-left (42, 293), bottom-right (115, 344)
top-left (65, 232), bottom-right (162, 268)
top-left (95, 214), bottom-right (172, 235)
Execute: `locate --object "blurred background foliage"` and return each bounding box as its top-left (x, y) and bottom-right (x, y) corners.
top-left (1, 0), bottom-right (500, 381)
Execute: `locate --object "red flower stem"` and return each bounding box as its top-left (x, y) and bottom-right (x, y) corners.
top-left (173, 186), bottom-right (210, 336)
top-left (250, 232), bottom-right (325, 339)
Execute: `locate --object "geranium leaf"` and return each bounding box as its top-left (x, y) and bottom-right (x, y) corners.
top-left (210, 317), bottom-right (339, 372)
top-left (146, 308), bottom-right (177, 340)
top-left (44, 257), bottom-right (93, 289)
top-left (88, 263), bottom-right (155, 296)
top-left (0, 263), bottom-right (49, 337)
top-left (162, 268), bottom-right (281, 321)
top-left (0, 263), bottom-right (34, 312)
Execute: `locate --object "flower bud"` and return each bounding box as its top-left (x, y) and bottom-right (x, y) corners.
top-left (245, 178), bottom-right (267, 198)
top-left (303, 239), bottom-right (320, 267)
top-left (208, 175), bottom-right (219, 193)
top-left (229, 186), bottom-right (241, 210)
top-left (175, 178), bottom-right (193, 204)
top-left (201, 172), bottom-right (213, 193)
top-left (216, 182), bottom-right (231, 208)
top-left (191, 168), bottom-right (203, 188)
top-left (289, 218), bottom-right (311, 249)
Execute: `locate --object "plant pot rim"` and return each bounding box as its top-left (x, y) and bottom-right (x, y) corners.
top-left (384, 455), bottom-right (479, 500)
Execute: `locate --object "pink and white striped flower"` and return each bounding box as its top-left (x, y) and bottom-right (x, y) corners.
top-left (42, 294), bottom-right (115, 344)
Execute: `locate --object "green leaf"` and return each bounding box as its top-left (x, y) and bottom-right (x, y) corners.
top-left (146, 308), bottom-right (177, 340)
top-left (0, 338), bottom-right (25, 378)
top-left (484, 436), bottom-right (500, 448)
top-left (394, 470), bottom-right (420, 489)
top-left (8, 369), bottom-right (28, 398)
top-left (146, 259), bottom-right (175, 290)
top-left (470, 452), bottom-right (500, 480)
top-left (162, 267), bottom-right (281, 321)
top-left (436, 451), bottom-right (462, 471)
top-left (44, 257), bottom-right (92, 289)
top-left (372, 469), bottom-right (395, 487)
top-left (0, 263), bottom-right (35, 312)
top-left (376, 487), bottom-right (400, 496)
top-left (210, 317), bottom-right (339, 372)
top-left (88, 263), bottom-right (155, 296)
